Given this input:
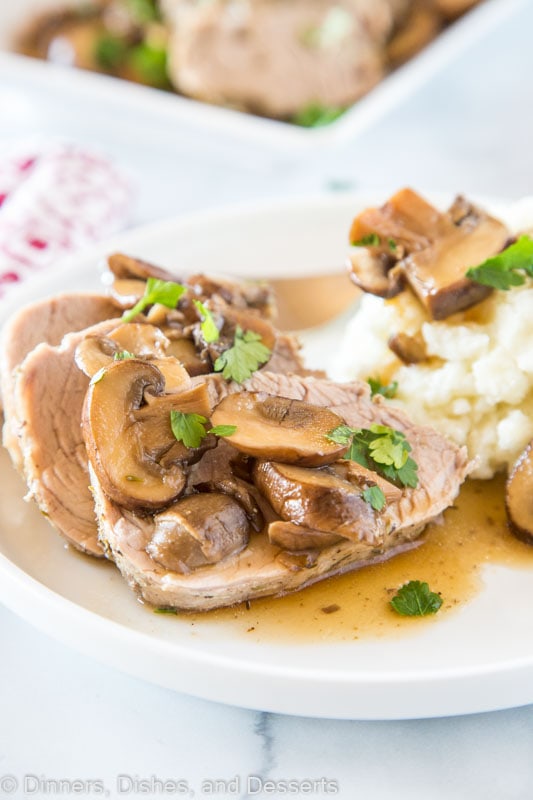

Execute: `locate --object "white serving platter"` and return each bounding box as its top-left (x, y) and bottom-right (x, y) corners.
top-left (1, 192), bottom-right (533, 720)
top-left (0, 0), bottom-right (525, 152)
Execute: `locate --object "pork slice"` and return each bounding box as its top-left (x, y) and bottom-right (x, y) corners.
top-left (1, 294), bottom-right (118, 470)
top-left (241, 372), bottom-right (472, 533)
top-left (92, 374), bottom-right (471, 610)
top-left (92, 463), bottom-right (424, 611)
top-left (13, 317), bottom-right (121, 557)
top-left (162, 0), bottom-right (396, 118)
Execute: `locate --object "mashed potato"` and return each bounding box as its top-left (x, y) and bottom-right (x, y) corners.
top-left (333, 238), bottom-right (533, 479)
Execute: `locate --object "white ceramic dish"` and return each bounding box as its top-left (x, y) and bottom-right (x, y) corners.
top-left (0, 0), bottom-right (525, 151)
top-left (1, 193), bottom-right (533, 721)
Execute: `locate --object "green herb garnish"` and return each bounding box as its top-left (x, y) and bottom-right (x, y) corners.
top-left (388, 238), bottom-right (397, 251)
top-left (154, 607), bottom-right (178, 615)
top-left (94, 34), bottom-right (128, 70)
top-left (126, 0), bottom-right (161, 23)
top-left (122, 277), bottom-right (186, 323)
top-left (466, 235), bottom-right (533, 290)
top-left (327, 423), bottom-right (418, 489)
top-left (390, 580), bottom-right (443, 616)
top-left (129, 43), bottom-right (169, 89)
top-left (352, 232), bottom-right (381, 247)
top-left (292, 103), bottom-right (346, 128)
top-left (362, 485), bottom-right (386, 512)
top-left (193, 300), bottom-right (220, 343)
top-left (367, 377), bottom-right (398, 399)
top-left (114, 350), bottom-right (136, 361)
top-left (170, 411), bottom-right (237, 448)
top-left (208, 425), bottom-right (237, 437)
top-left (213, 326), bottom-right (271, 384)
top-left (170, 411), bottom-right (209, 449)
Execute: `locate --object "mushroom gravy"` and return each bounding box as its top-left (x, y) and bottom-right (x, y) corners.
top-left (186, 475), bottom-right (533, 641)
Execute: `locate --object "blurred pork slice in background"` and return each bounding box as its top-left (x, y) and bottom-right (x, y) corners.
top-left (11, 0), bottom-right (485, 124)
top-left (160, 0), bottom-right (411, 118)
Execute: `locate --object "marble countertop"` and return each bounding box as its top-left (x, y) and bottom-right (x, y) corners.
top-left (1, 1), bottom-right (533, 797)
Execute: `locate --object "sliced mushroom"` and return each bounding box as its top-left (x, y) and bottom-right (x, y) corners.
top-left (108, 278), bottom-right (146, 309)
top-left (268, 521), bottom-right (343, 552)
top-left (253, 461), bottom-right (385, 542)
top-left (210, 392), bottom-right (348, 466)
top-left (388, 331), bottom-right (428, 364)
top-left (335, 461), bottom-right (402, 503)
top-left (147, 493), bottom-right (250, 572)
top-left (165, 337), bottom-right (210, 377)
top-left (82, 360), bottom-right (189, 510)
top-left (107, 252), bottom-right (178, 282)
top-left (348, 189), bottom-right (510, 319)
top-left (506, 440), bottom-right (533, 545)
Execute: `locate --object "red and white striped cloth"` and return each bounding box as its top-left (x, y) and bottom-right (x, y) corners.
top-left (0, 141), bottom-right (132, 298)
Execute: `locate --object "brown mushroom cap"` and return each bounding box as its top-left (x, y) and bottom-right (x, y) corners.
top-left (210, 392), bottom-right (348, 467)
top-left (506, 440), bottom-right (533, 545)
top-left (348, 189), bottom-right (510, 319)
top-left (82, 360), bottom-right (194, 510)
top-left (147, 493), bottom-right (250, 572)
top-left (253, 460), bottom-right (385, 543)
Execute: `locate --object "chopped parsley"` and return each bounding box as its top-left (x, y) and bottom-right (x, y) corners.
top-left (94, 34), bottom-right (128, 71)
top-left (170, 411), bottom-right (209, 449)
top-left (390, 581), bottom-right (443, 616)
top-left (213, 326), bottom-right (271, 384)
top-left (352, 232), bottom-right (380, 247)
top-left (362, 485), bottom-right (386, 512)
top-left (113, 349), bottom-right (136, 361)
top-left (327, 423), bottom-right (419, 489)
top-left (193, 299), bottom-right (220, 343)
top-left (126, 0), bottom-right (162, 23)
top-left (388, 238), bottom-right (397, 251)
top-left (292, 103), bottom-right (347, 128)
top-left (122, 277), bottom-right (186, 323)
top-left (367, 377), bottom-right (398, 399)
top-left (129, 43), bottom-right (170, 89)
top-left (209, 425), bottom-right (237, 437)
top-left (170, 411), bottom-right (236, 448)
top-left (466, 235), bottom-right (533, 290)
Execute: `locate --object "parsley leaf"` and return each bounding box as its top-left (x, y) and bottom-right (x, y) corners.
top-left (362, 485), bottom-right (386, 512)
top-left (352, 232), bottom-right (381, 247)
top-left (170, 411), bottom-right (208, 449)
top-left (170, 411), bottom-right (237, 448)
top-left (122, 278), bottom-right (186, 323)
top-left (113, 350), bottom-right (136, 361)
top-left (213, 326), bottom-right (271, 384)
top-left (208, 425), bottom-right (237, 437)
top-left (368, 377), bottom-right (398, 399)
top-left (193, 299), bottom-right (220, 343)
top-left (327, 424), bottom-right (419, 489)
top-left (292, 103), bottom-right (346, 128)
top-left (388, 238), bottom-right (397, 251)
top-left (466, 235), bottom-right (533, 290)
top-left (390, 580), bottom-right (443, 616)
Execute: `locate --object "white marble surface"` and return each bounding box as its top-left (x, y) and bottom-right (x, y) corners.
top-left (1, 1), bottom-right (533, 797)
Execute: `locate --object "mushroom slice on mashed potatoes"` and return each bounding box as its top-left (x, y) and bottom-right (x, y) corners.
top-left (348, 188), bottom-right (510, 320)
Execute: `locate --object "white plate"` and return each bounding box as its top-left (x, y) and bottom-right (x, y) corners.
top-left (1, 193), bottom-right (533, 721)
top-left (0, 0), bottom-right (525, 151)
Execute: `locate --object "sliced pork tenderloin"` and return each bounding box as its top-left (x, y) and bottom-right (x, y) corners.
top-left (13, 318), bottom-right (121, 556)
top-left (1, 294), bottom-right (118, 470)
top-left (89, 374), bottom-right (471, 610)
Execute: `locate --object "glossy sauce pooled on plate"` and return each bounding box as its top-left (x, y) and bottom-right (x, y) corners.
top-left (187, 476), bottom-right (533, 641)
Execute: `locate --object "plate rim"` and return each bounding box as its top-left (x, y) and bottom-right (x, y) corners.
top-left (1, 190), bottom-right (532, 720)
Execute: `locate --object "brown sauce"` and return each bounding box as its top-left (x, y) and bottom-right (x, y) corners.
top-left (187, 476), bottom-right (533, 641)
